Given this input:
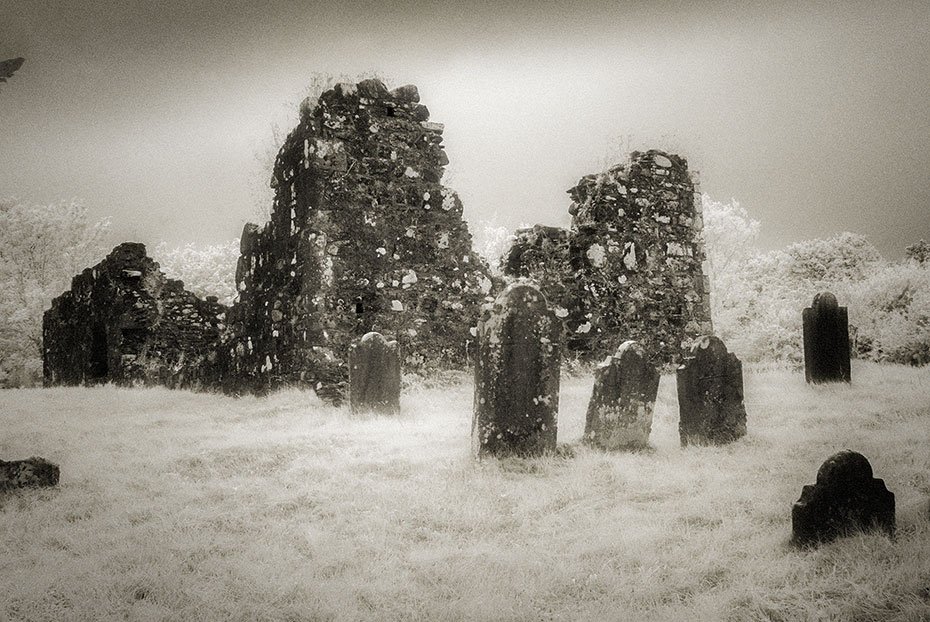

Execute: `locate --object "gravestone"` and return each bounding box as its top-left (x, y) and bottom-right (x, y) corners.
top-left (0, 457), bottom-right (60, 492)
top-left (348, 332), bottom-right (401, 415)
top-left (583, 340), bottom-right (659, 450)
top-left (803, 292), bottom-right (851, 384)
top-left (472, 282), bottom-right (561, 458)
top-left (791, 450), bottom-right (895, 547)
top-left (677, 335), bottom-right (747, 446)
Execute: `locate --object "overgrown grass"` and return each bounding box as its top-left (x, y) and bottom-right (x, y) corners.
top-left (2, 361), bottom-right (930, 621)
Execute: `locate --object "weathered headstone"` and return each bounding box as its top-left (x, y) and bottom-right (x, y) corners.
top-left (348, 332), bottom-right (401, 415)
top-left (472, 282), bottom-right (561, 458)
top-left (803, 292), bottom-right (851, 384)
top-left (583, 341), bottom-right (659, 450)
top-left (677, 335), bottom-right (747, 446)
top-left (791, 450), bottom-right (894, 547)
top-left (0, 457), bottom-right (60, 492)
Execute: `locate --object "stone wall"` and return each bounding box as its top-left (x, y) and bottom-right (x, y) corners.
top-left (44, 81), bottom-right (493, 399)
top-left (222, 79), bottom-right (493, 398)
top-left (43, 242), bottom-right (227, 388)
top-left (503, 150), bottom-right (712, 366)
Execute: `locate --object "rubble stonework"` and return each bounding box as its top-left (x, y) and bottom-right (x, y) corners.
top-left (43, 81), bottom-right (492, 400)
top-left (225, 79), bottom-right (492, 398)
top-left (503, 150), bottom-right (712, 366)
top-left (43, 243), bottom-right (227, 388)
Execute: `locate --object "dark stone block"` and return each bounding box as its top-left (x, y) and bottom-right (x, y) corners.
top-left (0, 457), bottom-right (60, 492)
top-left (349, 332), bottom-right (401, 415)
top-left (356, 78), bottom-right (389, 99)
top-left (677, 335), bottom-right (747, 446)
top-left (791, 450), bottom-right (895, 547)
top-left (473, 283), bottom-right (561, 458)
top-left (803, 292), bottom-right (851, 384)
top-left (584, 340), bottom-right (659, 450)
top-left (389, 84), bottom-right (420, 103)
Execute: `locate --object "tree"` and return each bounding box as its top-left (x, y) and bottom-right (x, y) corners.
top-left (0, 198), bottom-right (109, 386)
top-left (154, 239), bottom-right (239, 305)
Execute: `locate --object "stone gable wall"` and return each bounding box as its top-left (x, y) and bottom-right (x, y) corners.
top-left (43, 242), bottom-right (227, 388)
top-left (221, 79), bottom-right (494, 398)
top-left (503, 150), bottom-right (712, 366)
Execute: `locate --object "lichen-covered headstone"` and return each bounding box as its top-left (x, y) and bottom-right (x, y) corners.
top-left (472, 283), bottom-right (561, 457)
top-left (791, 450), bottom-right (894, 547)
top-left (0, 457), bottom-right (60, 492)
top-left (803, 292), bottom-right (851, 384)
top-left (677, 335), bottom-right (747, 446)
top-left (348, 332), bottom-right (401, 415)
top-left (583, 340), bottom-right (659, 450)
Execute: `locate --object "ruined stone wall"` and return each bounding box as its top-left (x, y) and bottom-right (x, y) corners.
top-left (225, 79), bottom-right (493, 397)
top-left (503, 150), bottom-right (712, 366)
top-left (43, 242), bottom-right (227, 388)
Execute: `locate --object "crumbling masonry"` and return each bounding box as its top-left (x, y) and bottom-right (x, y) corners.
top-left (503, 150), bottom-right (712, 366)
top-left (43, 80), bottom-right (493, 398)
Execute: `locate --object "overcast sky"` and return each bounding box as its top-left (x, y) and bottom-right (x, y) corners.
top-left (2, 0), bottom-right (928, 258)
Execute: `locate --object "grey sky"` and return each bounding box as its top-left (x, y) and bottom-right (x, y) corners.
top-left (2, 0), bottom-right (928, 257)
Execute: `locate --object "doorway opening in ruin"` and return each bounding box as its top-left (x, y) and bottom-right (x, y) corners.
top-left (88, 324), bottom-right (109, 381)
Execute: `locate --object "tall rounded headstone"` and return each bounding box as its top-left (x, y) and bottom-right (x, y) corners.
top-left (348, 332), bottom-right (401, 415)
top-left (583, 341), bottom-right (659, 450)
top-left (803, 292), bottom-right (851, 384)
top-left (472, 283), bottom-right (561, 458)
top-left (791, 450), bottom-right (894, 547)
top-left (676, 335), bottom-right (747, 446)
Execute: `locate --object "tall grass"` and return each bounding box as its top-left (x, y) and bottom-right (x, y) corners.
top-left (2, 361), bottom-right (930, 621)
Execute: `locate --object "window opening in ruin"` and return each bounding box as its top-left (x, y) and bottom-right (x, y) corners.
top-left (355, 300), bottom-right (364, 314)
top-left (89, 324), bottom-right (109, 380)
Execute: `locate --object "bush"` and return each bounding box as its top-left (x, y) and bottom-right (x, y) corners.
top-left (153, 240), bottom-right (239, 306)
top-left (845, 261), bottom-right (930, 365)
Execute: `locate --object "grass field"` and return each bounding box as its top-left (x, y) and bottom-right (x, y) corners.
top-left (2, 361), bottom-right (930, 621)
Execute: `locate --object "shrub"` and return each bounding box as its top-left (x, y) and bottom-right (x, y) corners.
top-left (153, 240), bottom-right (239, 306)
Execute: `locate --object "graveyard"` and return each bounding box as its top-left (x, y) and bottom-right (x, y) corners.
top-left (4, 5), bottom-right (930, 613)
top-left (2, 361), bottom-right (930, 620)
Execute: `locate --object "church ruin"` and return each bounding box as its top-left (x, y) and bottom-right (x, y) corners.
top-left (43, 81), bottom-right (713, 396)
top-left (43, 80), bottom-right (494, 398)
top-left (503, 150), bottom-right (712, 365)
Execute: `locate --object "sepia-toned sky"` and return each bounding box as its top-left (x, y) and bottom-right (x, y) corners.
top-left (2, 0), bottom-right (929, 257)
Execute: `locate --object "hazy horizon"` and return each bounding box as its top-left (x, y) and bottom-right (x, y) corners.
top-left (2, 0), bottom-right (929, 258)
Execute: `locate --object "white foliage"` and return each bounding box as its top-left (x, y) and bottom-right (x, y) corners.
top-left (154, 239), bottom-right (240, 306)
top-left (0, 197), bottom-right (109, 386)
